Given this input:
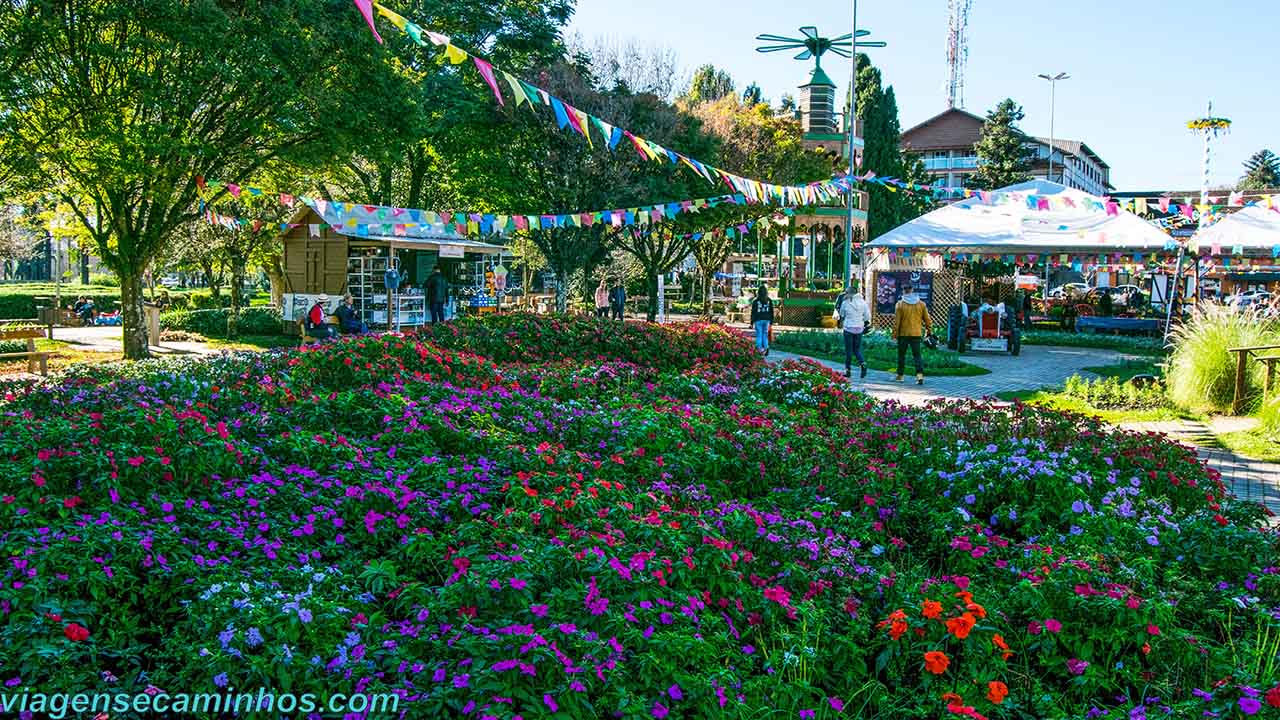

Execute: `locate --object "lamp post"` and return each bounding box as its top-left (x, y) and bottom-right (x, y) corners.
top-left (1036, 72), bottom-right (1069, 185)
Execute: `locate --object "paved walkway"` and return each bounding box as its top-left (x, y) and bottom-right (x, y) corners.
top-left (775, 344), bottom-right (1280, 515)
top-left (48, 325), bottom-right (216, 356)
top-left (771, 343), bottom-right (1136, 406)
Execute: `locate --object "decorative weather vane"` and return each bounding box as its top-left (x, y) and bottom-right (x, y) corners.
top-left (754, 26), bottom-right (883, 70)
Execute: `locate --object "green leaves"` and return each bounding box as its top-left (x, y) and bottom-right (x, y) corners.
top-left (972, 98), bottom-right (1035, 190)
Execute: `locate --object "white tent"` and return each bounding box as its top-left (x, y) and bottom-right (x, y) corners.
top-left (1191, 205), bottom-right (1280, 257)
top-left (865, 180), bottom-right (1173, 254)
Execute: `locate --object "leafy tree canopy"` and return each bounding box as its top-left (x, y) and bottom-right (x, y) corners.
top-left (1239, 149), bottom-right (1279, 191)
top-left (972, 98), bottom-right (1035, 190)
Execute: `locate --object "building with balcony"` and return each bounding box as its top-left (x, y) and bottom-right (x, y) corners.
top-left (900, 108), bottom-right (1112, 197)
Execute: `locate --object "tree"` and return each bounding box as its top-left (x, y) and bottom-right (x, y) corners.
top-left (0, 0), bottom-right (413, 358)
top-left (684, 64), bottom-right (735, 105)
top-left (850, 55), bottom-right (933, 241)
top-left (778, 94), bottom-right (797, 116)
top-left (972, 98), bottom-right (1035, 190)
top-left (741, 83), bottom-right (763, 107)
top-left (1239, 149), bottom-right (1279, 190)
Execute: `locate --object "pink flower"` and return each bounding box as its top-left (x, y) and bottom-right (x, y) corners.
top-left (1066, 658), bottom-right (1088, 675)
top-left (1027, 621), bottom-right (1042, 635)
top-left (1045, 618), bottom-right (1062, 633)
top-left (1147, 623), bottom-right (1161, 635)
top-left (509, 577), bottom-right (527, 590)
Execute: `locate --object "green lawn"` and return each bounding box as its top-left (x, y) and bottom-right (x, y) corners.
top-left (1020, 328), bottom-right (1168, 356)
top-left (1218, 429), bottom-right (1280, 463)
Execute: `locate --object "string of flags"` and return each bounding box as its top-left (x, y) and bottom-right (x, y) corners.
top-left (197, 183), bottom-right (792, 238)
top-left (882, 248), bottom-right (1280, 274)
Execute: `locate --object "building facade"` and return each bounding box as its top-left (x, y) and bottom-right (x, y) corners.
top-left (900, 108), bottom-right (1112, 196)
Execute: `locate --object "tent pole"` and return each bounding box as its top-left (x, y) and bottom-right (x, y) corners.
top-left (1163, 246), bottom-right (1185, 343)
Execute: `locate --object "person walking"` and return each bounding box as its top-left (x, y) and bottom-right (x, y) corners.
top-left (594, 278), bottom-right (610, 318)
top-left (427, 266), bottom-right (449, 323)
top-left (892, 281), bottom-right (931, 384)
top-left (608, 279), bottom-right (626, 321)
top-left (834, 281), bottom-right (872, 378)
top-left (750, 285), bottom-right (775, 356)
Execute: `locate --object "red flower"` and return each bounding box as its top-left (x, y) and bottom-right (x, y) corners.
top-left (63, 623), bottom-right (90, 642)
top-left (921, 600), bottom-right (943, 619)
top-left (945, 612), bottom-right (976, 640)
top-left (1264, 686), bottom-right (1280, 708)
top-left (986, 681), bottom-right (1008, 704)
top-left (63, 496), bottom-right (82, 509)
top-left (924, 651), bottom-right (950, 675)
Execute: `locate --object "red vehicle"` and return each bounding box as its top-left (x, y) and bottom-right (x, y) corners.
top-left (957, 305), bottom-right (1021, 356)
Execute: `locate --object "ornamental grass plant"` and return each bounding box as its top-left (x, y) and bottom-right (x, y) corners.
top-left (1166, 304), bottom-right (1280, 414)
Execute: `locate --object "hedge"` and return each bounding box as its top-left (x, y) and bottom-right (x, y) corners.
top-left (0, 284), bottom-right (240, 319)
top-left (159, 307), bottom-right (283, 337)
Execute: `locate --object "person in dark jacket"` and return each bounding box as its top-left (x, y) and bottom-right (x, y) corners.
top-left (608, 279), bottom-right (626, 321)
top-left (750, 285), bottom-right (775, 356)
top-left (427, 266), bottom-right (449, 323)
top-left (335, 293), bottom-right (368, 335)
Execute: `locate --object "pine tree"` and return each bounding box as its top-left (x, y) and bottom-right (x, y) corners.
top-left (1239, 149), bottom-right (1279, 190)
top-left (972, 99), bottom-right (1035, 189)
top-left (851, 55), bottom-right (931, 240)
top-left (684, 64), bottom-right (735, 104)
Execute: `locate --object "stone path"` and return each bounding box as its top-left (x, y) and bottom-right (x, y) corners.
top-left (49, 325), bottom-right (216, 356)
top-left (774, 344), bottom-right (1280, 514)
top-left (770, 343), bottom-right (1136, 406)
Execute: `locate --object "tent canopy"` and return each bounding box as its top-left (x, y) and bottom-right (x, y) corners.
top-left (865, 180), bottom-right (1172, 254)
top-left (289, 198), bottom-right (507, 255)
top-left (1192, 205), bottom-right (1280, 255)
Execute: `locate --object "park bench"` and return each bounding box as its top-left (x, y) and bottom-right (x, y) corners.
top-left (1228, 343), bottom-right (1280, 414)
top-left (0, 323), bottom-right (56, 376)
top-left (297, 315), bottom-right (340, 347)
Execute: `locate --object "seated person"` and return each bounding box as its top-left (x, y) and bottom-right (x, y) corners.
top-left (305, 294), bottom-right (336, 339)
top-left (976, 298), bottom-right (1004, 318)
top-left (73, 296), bottom-right (96, 322)
top-left (335, 294), bottom-right (368, 335)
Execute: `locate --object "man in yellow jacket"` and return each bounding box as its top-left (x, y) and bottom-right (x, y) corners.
top-left (892, 281), bottom-right (932, 385)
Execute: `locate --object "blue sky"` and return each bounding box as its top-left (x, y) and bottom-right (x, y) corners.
top-left (569, 0), bottom-right (1277, 192)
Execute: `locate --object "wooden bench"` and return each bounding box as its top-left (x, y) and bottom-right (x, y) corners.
top-left (297, 315), bottom-right (340, 347)
top-left (0, 351), bottom-right (54, 376)
top-left (1228, 344), bottom-right (1280, 414)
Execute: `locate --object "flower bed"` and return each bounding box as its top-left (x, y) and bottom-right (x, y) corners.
top-left (0, 316), bottom-right (1277, 719)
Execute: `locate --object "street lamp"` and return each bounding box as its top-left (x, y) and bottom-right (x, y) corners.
top-left (1036, 72), bottom-right (1069, 184)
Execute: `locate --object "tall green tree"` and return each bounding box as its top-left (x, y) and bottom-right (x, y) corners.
top-left (741, 83), bottom-right (763, 107)
top-left (1239, 149), bottom-right (1279, 191)
top-left (684, 64), bottom-right (735, 105)
top-left (972, 98), bottom-right (1035, 190)
top-left (0, 0), bottom-right (413, 358)
top-left (850, 55), bottom-right (931, 241)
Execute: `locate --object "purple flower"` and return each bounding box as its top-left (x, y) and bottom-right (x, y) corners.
top-left (212, 673), bottom-right (228, 688)
top-left (297, 608), bottom-right (312, 623)
top-left (800, 710), bottom-right (816, 719)
top-left (829, 696), bottom-right (845, 711)
top-left (544, 694), bottom-right (558, 712)
top-left (742, 645), bottom-right (755, 655)
top-left (1066, 658), bottom-right (1089, 675)
top-left (530, 604), bottom-right (549, 617)
top-left (1238, 698), bottom-right (1261, 715)
top-left (667, 684), bottom-right (683, 700)
top-left (244, 627), bottom-right (263, 648)
top-left (652, 702), bottom-right (669, 718)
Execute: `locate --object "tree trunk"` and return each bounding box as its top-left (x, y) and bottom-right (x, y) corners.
top-left (119, 270), bottom-right (149, 360)
top-left (266, 254), bottom-right (285, 308)
top-left (645, 271), bottom-right (659, 322)
top-left (701, 269), bottom-right (714, 319)
top-left (228, 255), bottom-right (246, 339)
top-left (200, 258), bottom-right (221, 297)
top-left (555, 269), bottom-right (568, 314)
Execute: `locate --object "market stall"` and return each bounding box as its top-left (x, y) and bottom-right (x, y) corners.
top-left (863, 180), bottom-right (1178, 336)
top-left (276, 199), bottom-right (509, 330)
top-left (1190, 205), bottom-right (1280, 297)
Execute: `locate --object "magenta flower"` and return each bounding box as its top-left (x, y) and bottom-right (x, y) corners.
top-left (829, 696), bottom-right (845, 711)
top-left (800, 710), bottom-right (816, 719)
top-left (1239, 697), bottom-right (1261, 715)
top-left (543, 694), bottom-right (558, 712)
top-left (1045, 618), bottom-right (1063, 633)
top-left (652, 702), bottom-right (669, 718)
top-left (1066, 658), bottom-right (1089, 675)
top-left (668, 684), bottom-right (683, 700)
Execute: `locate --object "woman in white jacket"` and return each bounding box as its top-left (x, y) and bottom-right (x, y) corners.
top-left (834, 281), bottom-right (873, 378)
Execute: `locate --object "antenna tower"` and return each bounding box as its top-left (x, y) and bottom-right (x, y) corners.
top-left (946, 0), bottom-right (973, 108)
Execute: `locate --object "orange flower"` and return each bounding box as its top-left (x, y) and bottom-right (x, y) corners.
top-left (992, 634), bottom-right (1009, 651)
top-left (966, 601), bottom-right (987, 619)
top-left (922, 600), bottom-right (943, 619)
top-left (986, 681), bottom-right (1008, 704)
top-left (888, 620), bottom-right (907, 640)
top-left (924, 651), bottom-right (950, 674)
top-left (945, 612), bottom-right (977, 640)
top-left (941, 692), bottom-right (964, 705)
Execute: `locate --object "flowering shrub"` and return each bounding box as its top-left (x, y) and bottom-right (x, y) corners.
top-left (1, 317), bottom-right (1277, 720)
